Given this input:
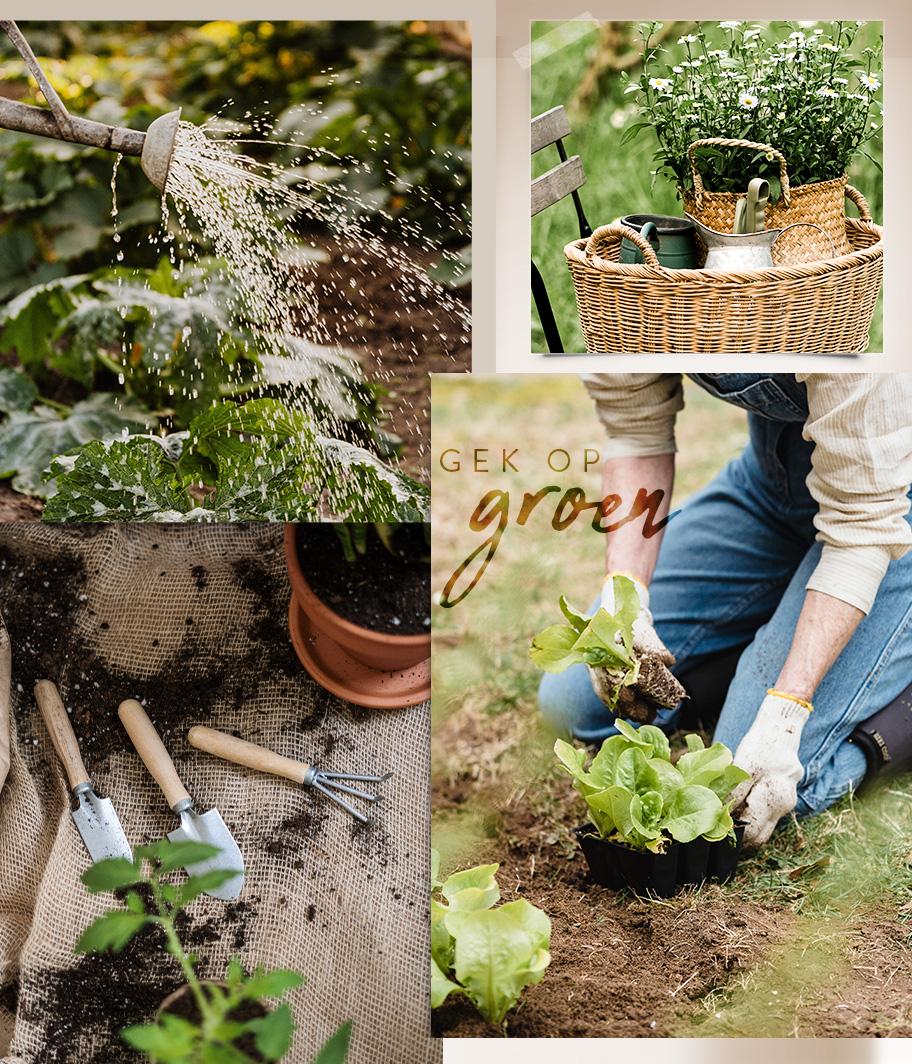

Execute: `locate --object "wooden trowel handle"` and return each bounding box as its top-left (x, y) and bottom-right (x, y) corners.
top-left (188, 726), bottom-right (310, 785)
top-left (118, 699), bottom-right (190, 809)
top-left (35, 680), bottom-right (90, 791)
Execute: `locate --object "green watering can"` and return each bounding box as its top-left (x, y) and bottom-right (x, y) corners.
top-left (619, 214), bottom-right (699, 269)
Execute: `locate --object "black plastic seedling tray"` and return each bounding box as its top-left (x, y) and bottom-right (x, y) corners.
top-left (575, 820), bottom-right (746, 897)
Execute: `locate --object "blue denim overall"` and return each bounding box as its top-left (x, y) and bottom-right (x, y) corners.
top-left (539, 374), bottom-right (912, 815)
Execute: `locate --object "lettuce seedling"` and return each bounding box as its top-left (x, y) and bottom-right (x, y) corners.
top-left (555, 720), bottom-right (749, 853)
top-left (529, 578), bottom-right (641, 710)
top-left (430, 851), bottom-right (551, 1027)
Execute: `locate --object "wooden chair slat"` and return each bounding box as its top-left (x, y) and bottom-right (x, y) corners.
top-left (531, 105), bottom-right (572, 154)
top-left (531, 155), bottom-right (585, 217)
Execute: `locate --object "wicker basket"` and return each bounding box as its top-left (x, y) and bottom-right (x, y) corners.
top-left (680, 138), bottom-right (851, 262)
top-left (564, 210), bottom-right (882, 355)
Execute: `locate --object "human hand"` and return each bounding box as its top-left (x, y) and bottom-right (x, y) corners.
top-left (587, 574), bottom-right (685, 723)
top-left (729, 691), bottom-right (811, 848)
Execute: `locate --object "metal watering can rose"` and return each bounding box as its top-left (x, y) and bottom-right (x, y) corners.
top-left (0, 20), bottom-right (180, 191)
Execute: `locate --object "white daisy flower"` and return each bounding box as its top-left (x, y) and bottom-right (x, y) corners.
top-left (678, 34), bottom-right (698, 44)
top-left (719, 20), bottom-right (741, 29)
top-left (859, 72), bottom-right (881, 91)
top-left (672, 65), bottom-right (684, 74)
top-left (744, 29), bottom-right (762, 40)
top-left (789, 30), bottom-right (806, 43)
top-left (709, 49), bottom-right (728, 58)
top-left (834, 77), bottom-right (848, 84)
top-left (817, 87), bottom-right (838, 97)
top-left (821, 42), bottom-right (839, 52)
top-left (648, 77), bottom-right (673, 92)
top-left (738, 91), bottom-right (759, 109)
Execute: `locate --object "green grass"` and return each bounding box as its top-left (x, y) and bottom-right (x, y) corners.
top-left (432, 376), bottom-right (912, 1033)
top-left (530, 20), bottom-right (884, 353)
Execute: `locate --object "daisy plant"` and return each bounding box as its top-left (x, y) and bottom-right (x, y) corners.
top-left (622, 20), bottom-right (883, 199)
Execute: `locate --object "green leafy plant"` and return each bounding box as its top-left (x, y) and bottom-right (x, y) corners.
top-left (625, 20), bottom-right (883, 196)
top-left (555, 719), bottom-right (749, 852)
top-left (42, 398), bottom-right (429, 522)
top-left (78, 839), bottom-right (351, 1064)
top-left (430, 851), bottom-right (551, 1027)
top-left (529, 578), bottom-right (640, 710)
top-left (332, 522), bottom-right (430, 563)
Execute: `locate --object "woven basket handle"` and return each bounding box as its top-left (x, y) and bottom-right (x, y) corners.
top-left (845, 184), bottom-right (872, 222)
top-left (585, 223), bottom-right (661, 268)
top-left (689, 138), bottom-right (791, 208)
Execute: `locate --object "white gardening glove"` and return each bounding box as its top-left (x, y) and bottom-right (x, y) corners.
top-left (729, 692), bottom-right (811, 849)
top-left (588, 574), bottom-right (685, 723)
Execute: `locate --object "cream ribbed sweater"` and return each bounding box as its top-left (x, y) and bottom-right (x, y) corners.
top-left (582, 374), bottom-right (912, 614)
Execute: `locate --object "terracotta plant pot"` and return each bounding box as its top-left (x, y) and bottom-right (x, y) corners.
top-left (284, 524), bottom-right (431, 708)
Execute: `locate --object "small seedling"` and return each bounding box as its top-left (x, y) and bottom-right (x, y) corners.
top-left (556, 722), bottom-right (749, 851)
top-left (529, 581), bottom-right (641, 710)
top-left (77, 839), bottom-right (351, 1064)
top-left (430, 850), bottom-right (551, 1027)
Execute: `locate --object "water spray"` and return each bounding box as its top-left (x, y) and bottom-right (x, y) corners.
top-left (0, 20), bottom-right (179, 191)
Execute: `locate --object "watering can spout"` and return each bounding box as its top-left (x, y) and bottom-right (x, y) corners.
top-left (0, 20), bottom-right (179, 192)
top-left (141, 109), bottom-right (181, 192)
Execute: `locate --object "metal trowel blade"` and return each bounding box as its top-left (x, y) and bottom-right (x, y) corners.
top-left (168, 806), bottom-right (245, 901)
top-left (73, 788), bottom-right (133, 863)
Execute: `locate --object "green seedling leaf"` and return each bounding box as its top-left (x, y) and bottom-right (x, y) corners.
top-left (650, 758), bottom-right (686, 803)
top-left (81, 857), bottom-right (143, 894)
top-left (0, 366), bottom-right (38, 414)
top-left (431, 957), bottom-right (462, 1008)
top-left (122, 1015), bottom-right (199, 1061)
top-left (76, 910), bottom-right (150, 954)
top-left (0, 393), bottom-right (153, 499)
top-left (614, 747), bottom-right (660, 796)
top-left (529, 624), bottom-right (580, 672)
top-left (431, 897), bottom-right (455, 972)
top-left (431, 848), bottom-right (442, 891)
top-left (612, 718), bottom-right (652, 749)
top-left (445, 899), bottom-right (551, 1026)
top-left (558, 595), bottom-right (589, 633)
top-left (240, 969), bottom-right (304, 1000)
top-left (630, 791), bottom-right (664, 840)
top-left (175, 869), bottom-right (246, 906)
top-left (248, 1003), bottom-right (294, 1061)
top-left (663, 785), bottom-right (726, 844)
top-left (312, 1019), bottom-right (353, 1064)
top-left (441, 863), bottom-right (500, 912)
top-left (633, 725), bottom-right (671, 762)
top-left (531, 581), bottom-right (640, 709)
top-left (684, 733), bottom-right (706, 753)
top-left (156, 840), bottom-right (222, 873)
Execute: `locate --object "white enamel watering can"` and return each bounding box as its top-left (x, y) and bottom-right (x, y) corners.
top-left (685, 213), bottom-right (833, 270)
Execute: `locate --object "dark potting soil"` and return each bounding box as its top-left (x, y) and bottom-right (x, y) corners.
top-left (0, 539), bottom-right (305, 769)
top-left (295, 523), bottom-right (430, 635)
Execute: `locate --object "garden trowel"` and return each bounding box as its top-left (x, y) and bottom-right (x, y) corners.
top-left (118, 700), bottom-right (244, 899)
top-left (34, 680), bottom-right (132, 863)
top-left (187, 726), bottom-right (391, 825)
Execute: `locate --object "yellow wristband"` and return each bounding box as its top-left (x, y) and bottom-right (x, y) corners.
top-left (767, 688), bottom-right (814, 713)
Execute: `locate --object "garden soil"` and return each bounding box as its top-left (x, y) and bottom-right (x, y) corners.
top-left (0, 524), bottom-right (438, 1064)
top-left (432, 704), bottom-right (912, 1039)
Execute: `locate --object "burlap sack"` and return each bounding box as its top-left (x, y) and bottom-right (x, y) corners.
top-left (0, 524), bottom-right (437, 1064)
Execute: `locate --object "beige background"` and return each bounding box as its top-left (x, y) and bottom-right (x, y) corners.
top-left (499, 0), bottom-right (911, 371)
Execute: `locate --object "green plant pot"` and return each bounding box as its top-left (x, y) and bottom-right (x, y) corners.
top-left (619, 214), bottom-right (698, 269)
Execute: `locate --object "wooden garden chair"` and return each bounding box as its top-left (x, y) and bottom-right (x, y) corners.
top-left (531, 105), bottom-right (592, 353)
